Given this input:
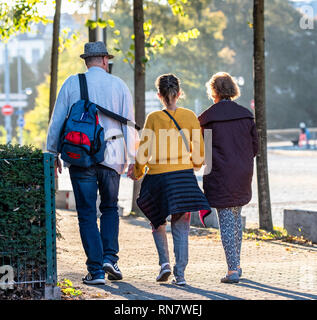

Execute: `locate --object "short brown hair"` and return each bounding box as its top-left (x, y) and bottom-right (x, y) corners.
top-left (206, 72), bottom-right (240, 101)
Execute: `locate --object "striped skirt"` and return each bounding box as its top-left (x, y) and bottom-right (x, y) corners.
top-left (136, 169), bottom-right (211, 229)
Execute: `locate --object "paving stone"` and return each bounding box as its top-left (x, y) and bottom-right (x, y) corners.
top-left (57, 210), bottom-right (317, 300)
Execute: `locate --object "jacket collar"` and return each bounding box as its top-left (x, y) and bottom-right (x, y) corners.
top-left (198, 100), bottom-right (254, 126)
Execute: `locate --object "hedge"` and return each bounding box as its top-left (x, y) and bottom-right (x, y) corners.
top-left (0, 144), bottom-right (47, 272)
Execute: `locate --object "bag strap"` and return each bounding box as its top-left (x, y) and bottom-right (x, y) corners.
top-left (77, 74), bottom-right (140, 130)
top-left (162, 109), bottom-right (190, 152)
top-left (96, 105), bottom-right (141, 130)
top-left (78, 73), bottom-right (89, 101)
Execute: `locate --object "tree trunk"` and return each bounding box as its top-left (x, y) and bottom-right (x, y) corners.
top-left (48, 0), bottom-right (62, 122)
top-left (132, 0), bottom-right (146, 214)
top-left (49, 0), bottom-right (62, 191)
top-left (253, 0), bottom-right (273, 231)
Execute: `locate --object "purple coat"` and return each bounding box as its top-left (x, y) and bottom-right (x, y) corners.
top-left (198, 100), bottom-right (258, 208)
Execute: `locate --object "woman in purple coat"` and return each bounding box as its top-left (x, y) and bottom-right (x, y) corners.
top-left (198, 72), bottom-right (258, 284)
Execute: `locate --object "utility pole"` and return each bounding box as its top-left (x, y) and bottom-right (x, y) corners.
top-left (95, 0), bottom-right (103, 41)
top-left (17, 45), bottom-right (23, 145)
top-left (88, 0), bottom-right (113, 73)
top-left (89, 0), bottom-right (105, 43)
top-left (4, 44), bottom-right (12, 144)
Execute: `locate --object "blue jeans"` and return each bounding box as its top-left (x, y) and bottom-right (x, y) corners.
top-left (152, 212), bottom-right (191, 280)
top-left (216, 207), bottom-right (243, 272)
top-left (69, 164), bottom-right (120, 276)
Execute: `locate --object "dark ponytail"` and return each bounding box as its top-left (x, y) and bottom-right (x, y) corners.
top-left (155, 74), bottom-right (183, 106)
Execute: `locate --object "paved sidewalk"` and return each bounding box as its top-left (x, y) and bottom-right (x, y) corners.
top-left (57, 209), bottom-right (317, 300)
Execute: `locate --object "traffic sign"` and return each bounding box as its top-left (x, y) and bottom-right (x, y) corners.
top-left (17, 117), bottom-right (25, 128)
top-left (0, 101), bottom-right (27, 108)
top-left (2, 104), bottom-right (14, 116)
top-left (16, 109), bottom-right (24, 116)
top-left (0, 93), bottom-right (27, 100)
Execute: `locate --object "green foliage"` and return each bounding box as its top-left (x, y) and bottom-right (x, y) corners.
top-left (106, 0), bottom-right (220, 104)
top-left (167, 0), bottom-right (189, 17)
top-left (0, 1), bottom-right (51, 41)
top-left (58, 28), bottom-right (80, 53)
top-left (138, 0), bottom-right (227, 109)
top-left (85, 18), bottom-right (116, 30)
top-left (107, 1), bottom-right (200, 69)
top-left (0, 144), bottom-right (46, 267)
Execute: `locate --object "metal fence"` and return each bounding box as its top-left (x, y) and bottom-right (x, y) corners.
top-left (0, 152), bottom-right (57, 298)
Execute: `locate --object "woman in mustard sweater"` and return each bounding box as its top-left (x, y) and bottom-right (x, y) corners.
top-left (128, 74), bottom-right (211, 286)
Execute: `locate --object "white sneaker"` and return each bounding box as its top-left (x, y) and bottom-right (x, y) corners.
top-left (82, 273), bottom-right (105, 285)
top-left (172, 277), bottom-right (187, 286)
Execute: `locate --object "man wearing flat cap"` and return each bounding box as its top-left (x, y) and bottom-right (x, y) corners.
top-left (47, 41), bottom-right (138, 285)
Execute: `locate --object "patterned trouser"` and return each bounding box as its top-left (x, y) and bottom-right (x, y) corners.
top-left (216, 207), bottom-right (243, 271)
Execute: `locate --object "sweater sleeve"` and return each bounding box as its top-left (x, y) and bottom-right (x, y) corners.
top-left (191, 115), bottom-right (205, 169)
top-left (133, 114), bottom-right (154, 180)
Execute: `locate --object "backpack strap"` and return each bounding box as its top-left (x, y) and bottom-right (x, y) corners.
top-left (77, 73), bottom-right (140, 130)
top-left (78, 73), bottom-right (89, 101)
top-left (162, 109), bottom-right (190, 152)
top-left (96, 105), bottom-right (141, 130)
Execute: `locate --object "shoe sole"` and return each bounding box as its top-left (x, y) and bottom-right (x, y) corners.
top-left (221, 279), bottom-right (239, 284)
top-left (156, 270), bottom-right (171, 282)
top-left (172, 281), bottom-right (186, 286)
top-left (83, 279), bottom-right (106, 285)
top-left (103, 264), bottom-right (123, 281)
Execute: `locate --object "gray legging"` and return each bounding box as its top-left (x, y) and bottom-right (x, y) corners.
top-left (152, 212), bottom-right (191, 280)
top-left (216, 207), bottom-right (243, 272)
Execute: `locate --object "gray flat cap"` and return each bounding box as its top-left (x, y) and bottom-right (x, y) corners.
top-left (80, 41), bottom-right (114, 59)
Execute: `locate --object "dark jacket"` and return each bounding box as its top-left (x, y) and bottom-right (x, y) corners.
top-left (198, 100), bottom-right (258, 208)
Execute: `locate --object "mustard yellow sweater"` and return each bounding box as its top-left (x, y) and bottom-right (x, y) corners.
top-left (133, 107), bottom-right (205, 179)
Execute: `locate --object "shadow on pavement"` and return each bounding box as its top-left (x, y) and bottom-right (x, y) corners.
top-left (122, 216), bottom-right (151, 230)
top-left (160, 283), bottom-right (243, 300)
top-left (88, 281), bottom-right (173, 300)
top-left (238, 279), bottom-right (317, 300)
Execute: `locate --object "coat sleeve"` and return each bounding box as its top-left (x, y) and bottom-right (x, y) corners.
top-left (191, 115), bottom-right (205, 169)
top-left (251, 121), bottom-right (259, 157)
